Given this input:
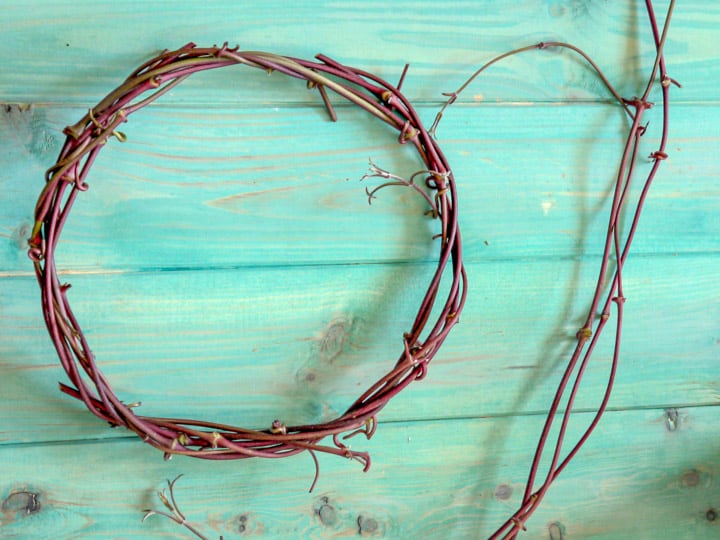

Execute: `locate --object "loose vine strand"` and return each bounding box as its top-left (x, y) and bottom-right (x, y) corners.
top-left (429, 40), bottom-right (634, 138)
top-left (482, 1), bottom-right (675, 537)
top-left (419, 0), bottom-right (674, 536)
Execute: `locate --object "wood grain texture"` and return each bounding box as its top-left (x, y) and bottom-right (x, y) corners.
top-left (1, 407), bottom-right (719, 539)
top-left (1, 1), bottom-right (718, 539)
top-left (1, 1), bottom-right (717, 105)
top-left (1, 104), bottom-right (717, 273)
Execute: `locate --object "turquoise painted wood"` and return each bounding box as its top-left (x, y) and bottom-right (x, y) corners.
top-left (2, 104), bottom-right (717, 273)
top-left (1, 408), bottom-right (718, 539)
top-left (1, 1), bottom-right (718, 105)
top-left (1, 255), bottom-right (718, 445)
top-left (2, 1), bottom-right (719, 539)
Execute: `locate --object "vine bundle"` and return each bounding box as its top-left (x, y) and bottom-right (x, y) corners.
top-left (28, 44), bottom-right (467, 488)
top-left (28, 0), bottom-right (675, 537)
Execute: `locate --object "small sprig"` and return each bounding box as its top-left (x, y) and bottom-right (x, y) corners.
top-left (142, 475), bottom-right (221, 540)
top-left (361, 158), bottom-right (445, 218)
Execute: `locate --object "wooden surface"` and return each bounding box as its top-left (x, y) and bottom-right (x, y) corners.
top-left (1, 1), bottom-right (718, 538)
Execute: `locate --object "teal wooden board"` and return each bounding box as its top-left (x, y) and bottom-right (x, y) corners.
top-left (1, 1), bottom-right (715, 105)
top-left (2, 1), bottom-right (718, 539)
top-left (1, 407), bottom-right (718, 539)
top-left (2, 104), bottom-right (717, 273)
top-left (1, 254), bottom-right (717, 444)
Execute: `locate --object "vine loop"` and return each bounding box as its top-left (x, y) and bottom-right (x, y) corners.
top-left (29, 44), bottom-right (466, 492)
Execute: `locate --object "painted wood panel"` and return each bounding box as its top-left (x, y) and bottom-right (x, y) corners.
top-left (1, 1), bottom-right (716, 105)
top-left (1, 407), bottom-right (718, 539)
top-left (2, 254), bottom-right (717, 443)
top-left (1, 1), bottom-right (717, 539)
top-left (2, 104), bottom-right (716, 273)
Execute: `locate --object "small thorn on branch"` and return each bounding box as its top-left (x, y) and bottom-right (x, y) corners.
top-left (317, 84), bottom-right (337, 122)
top-left (397, 63), bottom-right (410, 91)
top-left (662, 76), bottom-right (682, 88)
top-left (576, 327), bottom-right (593, 341)
top-left (649, 151), bottom-right (668, 161)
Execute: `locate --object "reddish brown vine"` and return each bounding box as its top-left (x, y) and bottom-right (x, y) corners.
top-left (28, 44), bottom-right (467, 488)
top-left (429, 1), bottom-right (675, 537)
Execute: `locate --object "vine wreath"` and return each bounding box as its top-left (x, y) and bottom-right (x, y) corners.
top-left (27, 44), bottom-right (467, 488)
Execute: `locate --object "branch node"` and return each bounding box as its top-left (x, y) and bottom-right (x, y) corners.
top-left (576, 327), bottom-right (593, 341)
top-left (662, 76), bottom-right (682, 88)
top-left (511, 517), bottom-right (528, 532)
top-left (398, 121), bottom-right (418, 144)
top-left (271, 419), bottom-right (287, 435)
top-left (649, 151), bottom-right (668, 161)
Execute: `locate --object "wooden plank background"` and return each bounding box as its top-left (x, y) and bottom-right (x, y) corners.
top-left (1, 1), bottom-right (718, 538)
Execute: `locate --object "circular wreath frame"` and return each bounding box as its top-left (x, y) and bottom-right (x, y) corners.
top-left (28, 42), bottom-right (467, 481)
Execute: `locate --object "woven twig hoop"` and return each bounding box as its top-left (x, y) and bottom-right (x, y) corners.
top-left (28, 43), bottom-right (466, 480)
